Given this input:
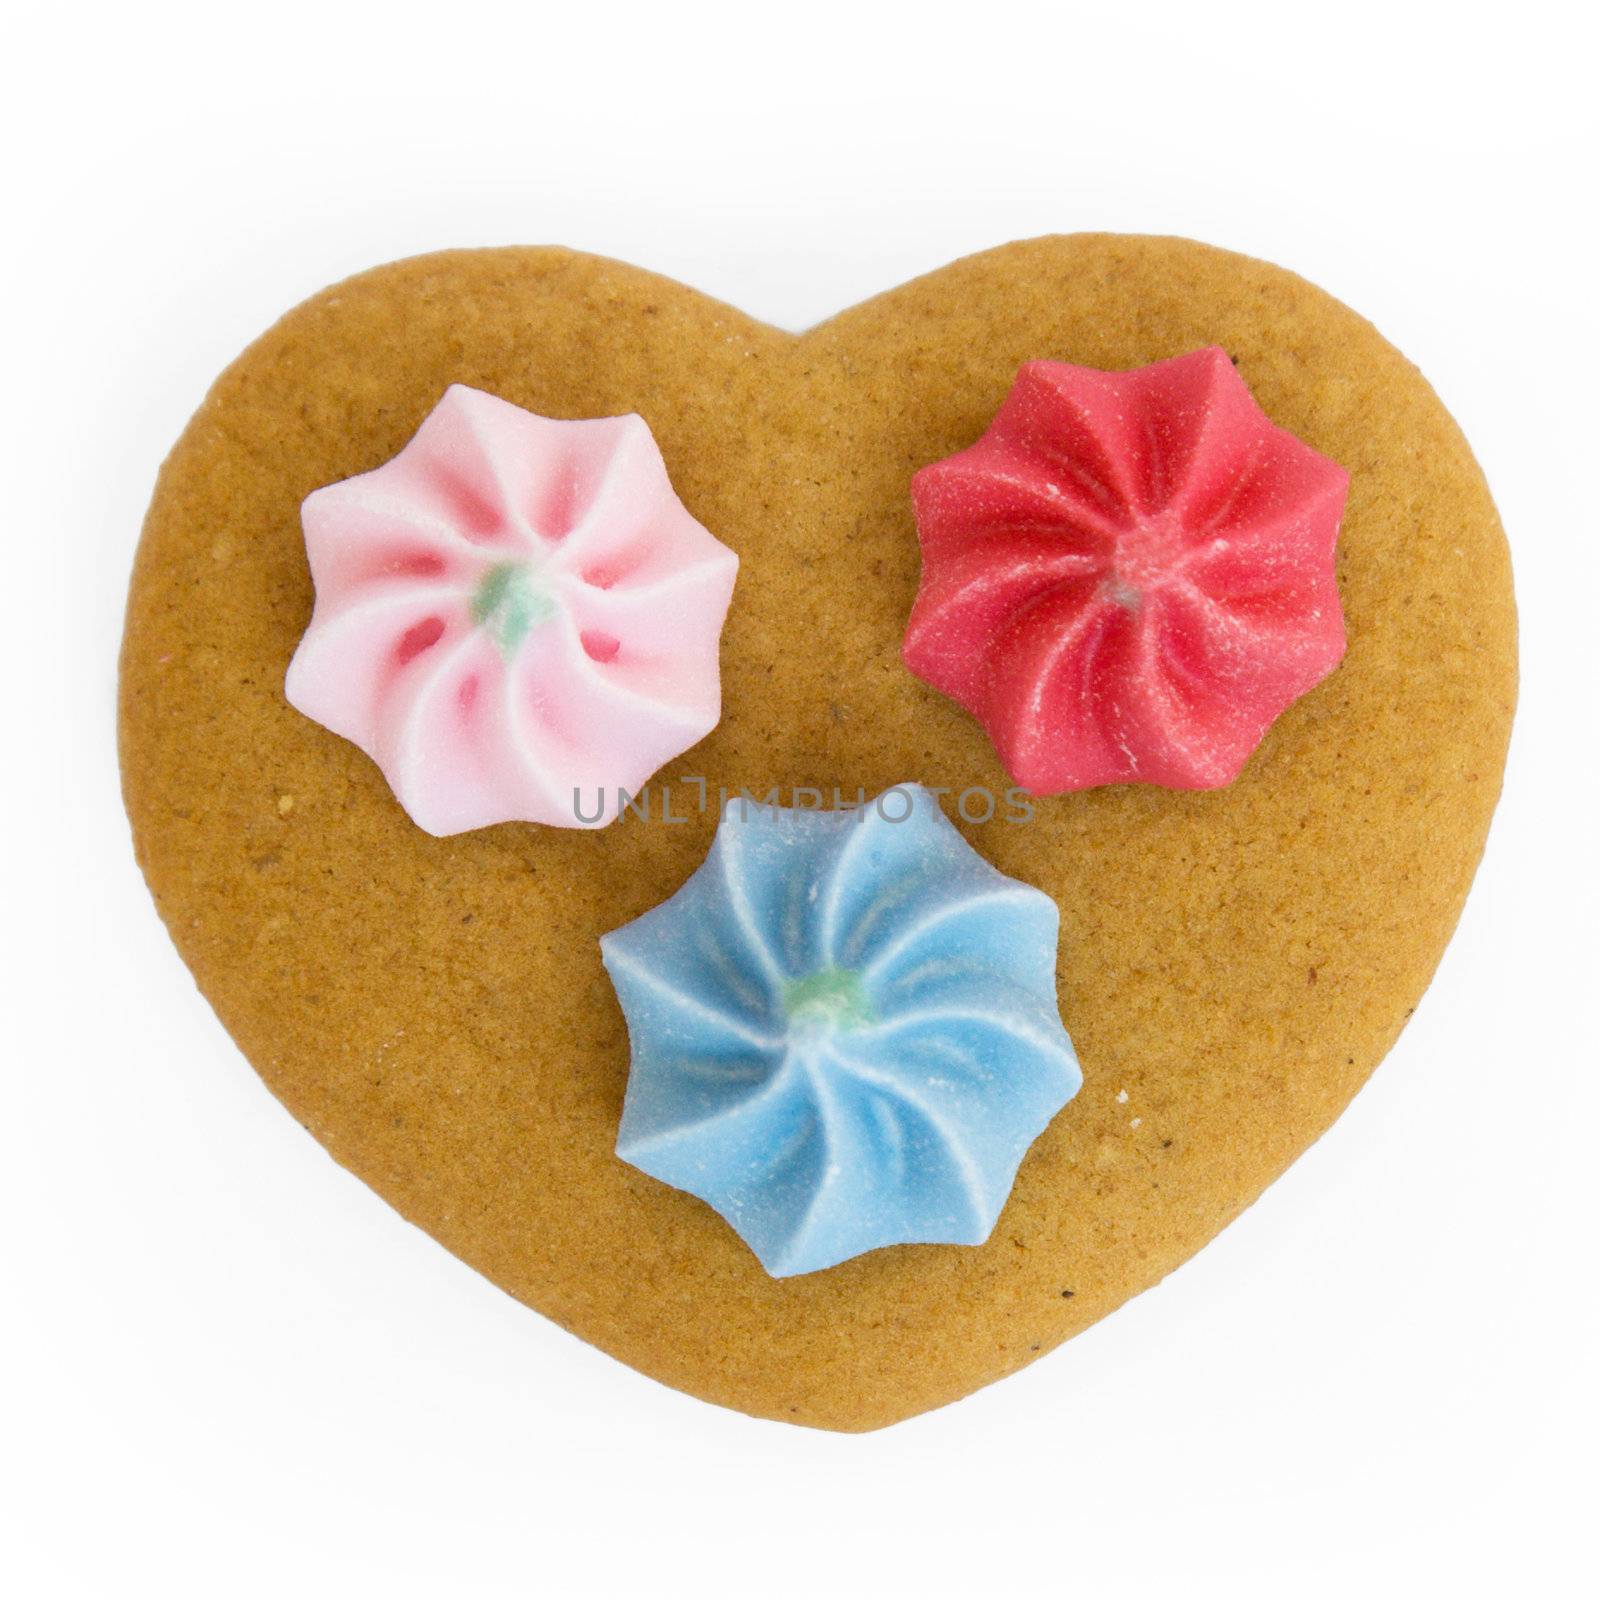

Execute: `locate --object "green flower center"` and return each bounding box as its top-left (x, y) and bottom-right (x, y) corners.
top-left (782, 967), bottom-right (874, 1032)
top-left (472, 561), bottom-right (555, 653)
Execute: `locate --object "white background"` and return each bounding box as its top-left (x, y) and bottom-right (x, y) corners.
top-left (5, 2), bottom-right (1595, 1595)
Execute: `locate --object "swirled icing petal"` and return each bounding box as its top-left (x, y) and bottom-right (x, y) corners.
top-left (904, 348), bottom-right (1349, 793)
top-left (285, 385), bottom-right (738, 833)
top-left (601, 785), bottom-right (1081, 1277)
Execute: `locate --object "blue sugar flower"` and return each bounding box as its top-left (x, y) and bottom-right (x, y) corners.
top-left (600, 784), bottom-right (1081, 1277)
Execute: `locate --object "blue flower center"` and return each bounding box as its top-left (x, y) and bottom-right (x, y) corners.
top-left (782, 967), bottom-right (874, 1032)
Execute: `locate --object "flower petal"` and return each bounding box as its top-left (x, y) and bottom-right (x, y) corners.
top-left (903, 533), bottom-right (1102, 708)
top-left (285, 583), bottom-right (468, 752)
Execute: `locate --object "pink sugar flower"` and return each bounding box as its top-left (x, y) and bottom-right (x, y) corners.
top-left (286, 386), bottom-right (738, 833)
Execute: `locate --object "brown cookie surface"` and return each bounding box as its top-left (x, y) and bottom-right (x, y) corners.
top-left (119, 236), bottom-right (1516, 1430)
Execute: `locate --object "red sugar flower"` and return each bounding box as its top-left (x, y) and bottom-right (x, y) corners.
top-left (903, 348), bottom-right (1349, 792)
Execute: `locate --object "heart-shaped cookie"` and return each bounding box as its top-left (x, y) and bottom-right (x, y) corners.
top-left (119, 235), bottom-right (1515, 1430)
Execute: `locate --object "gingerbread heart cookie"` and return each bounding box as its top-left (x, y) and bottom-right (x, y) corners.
top-left (119, 235), bottom-right (1516, 1430)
